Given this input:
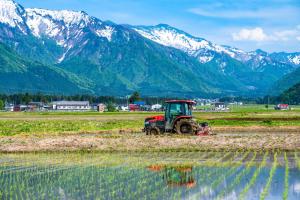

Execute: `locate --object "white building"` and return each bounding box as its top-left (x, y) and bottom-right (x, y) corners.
top-left (4, 104), bottom-right (14, 112)
top-left (213, 102), bottom-right (229, 111)
top-left (151, 104), bottom-right (162, 111)
top-left (120, 106), bottom-right (129, 111)
top-left (52, 101), bottom-right (90, 111)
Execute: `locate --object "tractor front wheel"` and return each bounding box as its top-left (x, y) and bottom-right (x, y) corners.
top-left (149, 127), bottom-right (161, 135)
top-left (175, 119), bottom-right (197, 134)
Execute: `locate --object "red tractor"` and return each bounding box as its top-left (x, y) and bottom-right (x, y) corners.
top-left (143, 100), bottom-right (212, 135)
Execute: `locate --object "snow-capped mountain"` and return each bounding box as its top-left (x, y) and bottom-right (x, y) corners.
top-left (25, 8), bottom-right (117, 63)
top-left (270, 52), bottom-right (300, 66)
top-left (0, 0), bottom-right (299, 97)
top-left (25, 8), bottom-right (115, 46)
top-left (134, 24), bottom-right (251, 64)
top-left (1, 0), bottom-right (298, 67)
top-left (0, 0), bottom-right (117, 63)
top-left (134, 24), bottom-right (300, 71)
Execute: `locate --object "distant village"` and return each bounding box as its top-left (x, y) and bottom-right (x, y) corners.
top-left (2, 97), bottom-right (290, 113)
top-left (2, 99), bottom-right (248, 112)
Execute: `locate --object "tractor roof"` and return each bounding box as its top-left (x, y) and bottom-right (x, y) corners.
top-left (165, 100), bottom-right (196, 104)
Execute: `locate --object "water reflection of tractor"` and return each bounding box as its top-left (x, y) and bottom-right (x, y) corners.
top-left (143, 100), bottom-right (212, 135)
top-left (148, 165), bottom-right (196, 188)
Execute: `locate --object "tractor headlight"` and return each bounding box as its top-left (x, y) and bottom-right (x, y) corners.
top-left (145, 121), bottom-right (150, 125)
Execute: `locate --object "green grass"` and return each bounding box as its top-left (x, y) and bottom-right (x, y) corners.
top-left (0, 120), bottom-right (143, 136)
top-left (0, 104), bottom-right (299, 136)
top-left (0, 117), bottom-right (299, 136)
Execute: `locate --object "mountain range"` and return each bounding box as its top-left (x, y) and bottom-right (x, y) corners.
top-left (0, 0), bottom-right (299, 97)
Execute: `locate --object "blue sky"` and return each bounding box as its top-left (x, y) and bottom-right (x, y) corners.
top-left (16, 0), bottom-right (300, 52)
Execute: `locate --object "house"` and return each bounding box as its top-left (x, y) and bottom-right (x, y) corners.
top-left (13, 105), bottom-right (28, 112)
top-left (129, 104), bottom-right (140, 111)
top-left (52, 101), bottom-right (91, 111)
top-left (140, 105), bottom-right (151, 111)
top-left (28, 102), bottom-right (44, 111)
top-left (274, 104), bottom-right (289, 110)
top-left (4, 104), bottom-right (14, 112)
top-left (120, 106), bottom-right (129, 111)
top-left (151, 104), bottom-right (162, 111)
top-left (213, 102), bottom-right (229, 111)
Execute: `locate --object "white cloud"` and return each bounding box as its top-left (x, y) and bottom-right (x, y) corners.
top-left (274, 30), bottom-right (298, 41)
top-left (232, 27), bottom-right (300, 42)
top-left (297, 36), bottom-right (300, 41)
top-left (232, 28), bottom-right (269, 41)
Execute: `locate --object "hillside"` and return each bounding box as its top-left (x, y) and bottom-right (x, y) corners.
top-left (278, 82), bottom-right (300, 104)
top-left (270, 67), bottom-right (300, 95)
top-left (0, 43), bottom-right (93, 94)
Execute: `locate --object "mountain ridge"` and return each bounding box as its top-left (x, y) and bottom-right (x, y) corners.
top-left (0, 0), bottom-right (299, 97)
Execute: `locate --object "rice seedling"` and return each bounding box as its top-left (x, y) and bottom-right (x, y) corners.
top-left (192, 151), bottom-right (249, 199)
top-left (0, 151), bottom-right (299, 199)
top-left (295, 151), bottom-right (300, 170)
top-left (238, 151), bottom-right (268, 200)
top-left (215, 151), bottom-right (257, 200)
top-left (259, 152), bottom-right (278, 200)
top-left (283, 152), bottom-right (289, 200)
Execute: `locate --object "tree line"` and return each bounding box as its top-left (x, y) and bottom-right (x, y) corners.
top-left (0, 89), bottom-right (298, 110)
top-left (0, 92), bottom-right (177, 109)
top-left (220, 94), bottom-right (299, 105)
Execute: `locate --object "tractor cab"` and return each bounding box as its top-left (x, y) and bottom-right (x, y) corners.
top-left (164, 100), bottom-right (195, 131)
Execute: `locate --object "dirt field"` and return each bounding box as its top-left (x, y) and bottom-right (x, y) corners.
top-left (1, 129), bottom-right (300, 152)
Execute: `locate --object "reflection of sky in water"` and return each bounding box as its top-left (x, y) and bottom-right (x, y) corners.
top-left (293, 182), bottom-right (300, 193)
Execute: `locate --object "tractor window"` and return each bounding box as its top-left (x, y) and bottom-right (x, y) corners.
top-left (169, 103), bottom-right (189, 116)
top-left (170, 104), bottom-right (182, 115)
top-left (186, 104), bottom-right (192, 115)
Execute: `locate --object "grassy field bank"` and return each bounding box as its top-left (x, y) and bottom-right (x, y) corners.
top-left (0, 105), bottom-right (299, 152)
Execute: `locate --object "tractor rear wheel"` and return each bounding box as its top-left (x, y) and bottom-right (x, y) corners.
top-left (175, 119), bottom-right (198, 134)
top-left (149, 127), bottom-right (161, 135)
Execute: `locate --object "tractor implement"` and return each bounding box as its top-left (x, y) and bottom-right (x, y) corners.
top-left (143, 100), bottom-right (213, 136)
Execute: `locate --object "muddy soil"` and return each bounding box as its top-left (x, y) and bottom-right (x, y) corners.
top-left (0, 128), bottom-right (299, 152)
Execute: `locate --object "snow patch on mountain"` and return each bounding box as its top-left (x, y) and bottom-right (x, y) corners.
top-left (0, 0), bottom-right (28, 34)
top-left (289, 55), bottom-right (300, 65)
top-left (199, 56), bottom-right (213, 63)
top-left (25, 8), bottom-right (92, 41)
top-left (0, 0), bottom-right (24, 27)
top-left (58, 46), bottom-right (71, 63)
top-left (26, 9), bottom-right (60, 38)
top-left (95, 26), bottom-right (115, 41)
top-left (26, 8), bottom-right (91, 26)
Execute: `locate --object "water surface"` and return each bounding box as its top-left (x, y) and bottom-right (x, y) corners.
top-left (0, 151), bottom-right (299, 200)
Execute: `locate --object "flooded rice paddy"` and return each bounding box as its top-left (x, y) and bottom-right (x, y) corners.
top-left (0, 151), bottom-right (300, 200)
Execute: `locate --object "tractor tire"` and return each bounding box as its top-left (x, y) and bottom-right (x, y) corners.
top-left (146, 129), bottom-right (150, 135)
top-left (175, 119), bottom-right (198, 134)
top-left (149, 127), bottom-right (161, 135)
